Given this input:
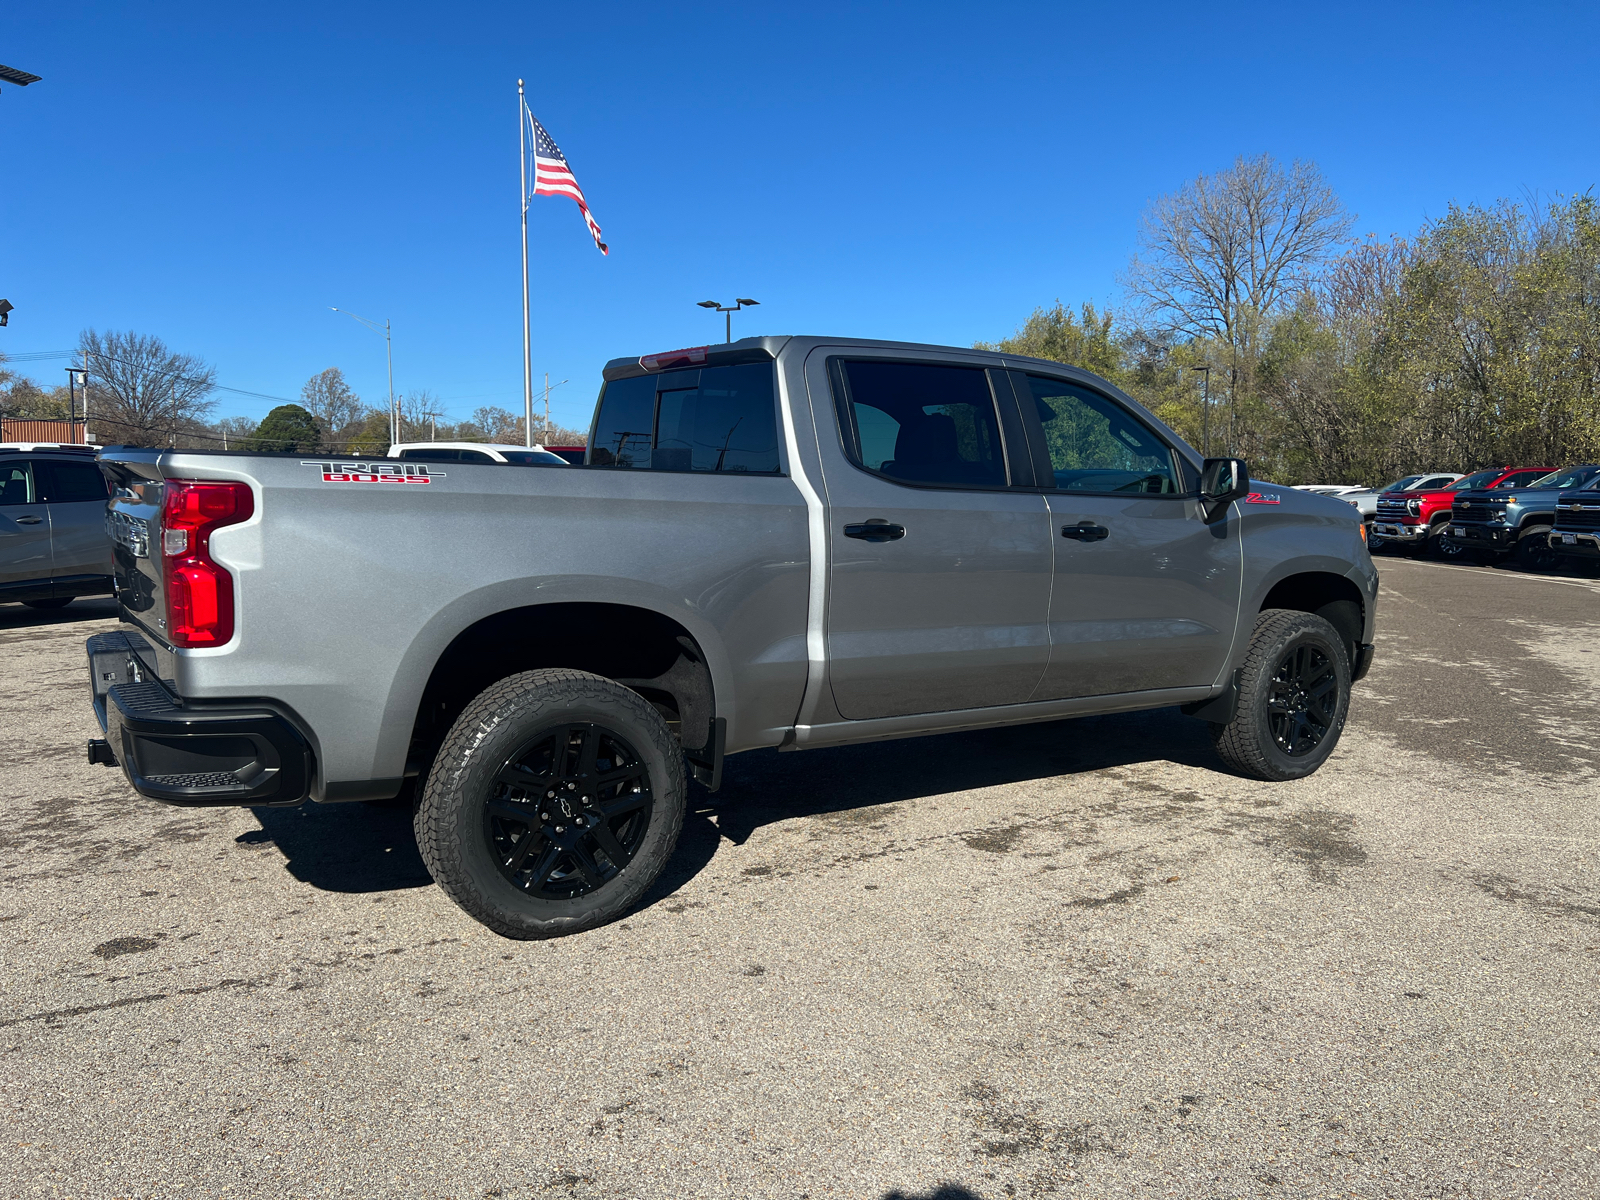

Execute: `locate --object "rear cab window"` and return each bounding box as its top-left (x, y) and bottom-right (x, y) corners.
top-left (828, 359), bottom-right (1009, 488)
top-left (588, 362), bottom-right (780, 473)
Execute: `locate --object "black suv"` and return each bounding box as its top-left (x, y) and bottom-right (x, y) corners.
top-left (0, 445), bottom-right (113, 609)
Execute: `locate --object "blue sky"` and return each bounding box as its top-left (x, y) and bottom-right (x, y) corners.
top-left (3, 2), bottom-right (1598, 433)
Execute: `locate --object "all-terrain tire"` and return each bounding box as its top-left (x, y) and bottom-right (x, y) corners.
top-left (414, 669), bottom-right (686, 939)
top-left (1210, 609), bottom-right (1352, 782)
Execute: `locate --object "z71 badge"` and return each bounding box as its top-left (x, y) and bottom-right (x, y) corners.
top-left (1245, 491), bottom-right (1281, 505)
top-left (301, 461), bottom-right (444, 484)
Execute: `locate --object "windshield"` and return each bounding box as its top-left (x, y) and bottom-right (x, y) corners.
top-left (1382, 475), bottom-right (1424, 493)
top-left (1447, 470), bottom-right (1502, 491)
top-left (499, 449), bottom-right (568, 466)
top-left (1526, 465), bottom-right (1600, 490)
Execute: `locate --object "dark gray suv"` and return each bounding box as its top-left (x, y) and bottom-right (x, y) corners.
top-left (0, 445), bottom-right (114, 610)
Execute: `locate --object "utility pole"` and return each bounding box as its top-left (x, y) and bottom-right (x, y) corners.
top-left (540, 374), bottom-right (569, 444)
top-left (82, 349), bottom-right (91, 444)
top-left (330, 308), bottom-right (396, 444)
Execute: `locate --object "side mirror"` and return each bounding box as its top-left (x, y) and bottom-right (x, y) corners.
top-left (1199, 457), bottom-right (1249, 522)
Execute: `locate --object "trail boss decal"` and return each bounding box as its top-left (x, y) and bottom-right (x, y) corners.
top-left (1245, 491), bottom-right (1281, 505)
top-left (302, 461), bottom-right (444, 485)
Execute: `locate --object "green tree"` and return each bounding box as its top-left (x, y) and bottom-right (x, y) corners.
top-left (977, 300), bottom-right (1128, 385)
top-left (252, 403), bottom-right (322, 453)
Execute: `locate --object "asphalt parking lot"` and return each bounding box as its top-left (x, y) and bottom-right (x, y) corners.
top-left (4, 556), bottom-right (1599, 1200)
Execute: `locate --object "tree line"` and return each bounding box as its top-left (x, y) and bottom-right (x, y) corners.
top-left (0, 332), bottom-right (588, 454)
top-left (982, 155), bottom-right (1600, 485)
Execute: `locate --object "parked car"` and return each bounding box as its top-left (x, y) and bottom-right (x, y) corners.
top-left (1372, 466), bottom-right (1553, 557)
top-left (0, 444), bottom-right (114, 609)
top-left (1448, 464), bottom-right (1600, 568)
top-left (1292, 485), bottom-right (1368, 496)
top-left (1547, 479), bottom-right (1600, 569)
top-left (388, 441), bottom-right (569, 466)
top-left (85, 335), bottom-right (1377, 939)
top-left (542, 445), bottom-right (588, 465)
top-left (1344, 473), bottom-right (1462, 526)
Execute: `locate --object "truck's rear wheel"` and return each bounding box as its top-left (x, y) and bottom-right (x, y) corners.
top-left (1210, 610), bottom-right (1351, 782)
top-left (414, 669), bottom-right (685, 939)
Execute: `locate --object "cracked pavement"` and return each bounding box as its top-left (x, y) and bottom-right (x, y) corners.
top-left (3, 558), bottom-right (1599, 1199)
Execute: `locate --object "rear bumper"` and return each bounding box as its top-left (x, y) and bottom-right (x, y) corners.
top-left (86, 631), bottom-right (312, 807)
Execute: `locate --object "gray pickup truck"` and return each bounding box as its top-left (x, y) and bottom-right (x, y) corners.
top-left (84, 336), bottom-right (1377, 939)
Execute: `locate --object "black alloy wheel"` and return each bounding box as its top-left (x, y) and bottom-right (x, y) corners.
top-left (484, 722), bottom-right (653, 900)
top-left (1515, 527), bottom-right (1559, 572)
top-left (1265, 643), bottom-right (1339, 758)
top-left (414, 668), bottom-right (686, 940)
top-left (1210, 609), bottom-right (1352, 781)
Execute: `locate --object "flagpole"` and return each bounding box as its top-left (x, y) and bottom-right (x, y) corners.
top-left (519, 78), bottom-right (534, 448)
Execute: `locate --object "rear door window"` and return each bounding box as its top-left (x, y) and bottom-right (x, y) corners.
top-left (831, 360), bottom-right (1007, 487)
top-left (39, 460), bottom-right (110, 503)
top-left (1024, 375), bottom-right (1179, 494)
top-left (588, 363), bottom-right (780, 473)
top-left (0, 461), bottom-right (36, 505)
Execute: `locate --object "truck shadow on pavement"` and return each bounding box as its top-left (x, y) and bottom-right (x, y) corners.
top-left (245, 705), bottom-right (1219, 903)
top-left (247, 798), bottom-right (432, 893)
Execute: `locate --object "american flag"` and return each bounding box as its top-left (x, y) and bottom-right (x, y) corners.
top-left (527, 108), bottom-right (608, 255)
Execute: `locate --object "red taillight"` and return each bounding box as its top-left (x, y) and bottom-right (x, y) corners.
top-left (162, 480), bottom-right (253, 648)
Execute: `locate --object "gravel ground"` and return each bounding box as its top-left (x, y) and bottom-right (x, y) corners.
top-left (3, 557), bottom-right (1599, 1200)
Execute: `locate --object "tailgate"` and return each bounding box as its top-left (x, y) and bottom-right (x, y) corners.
top-left (99, 453), bottom-right (169, 666)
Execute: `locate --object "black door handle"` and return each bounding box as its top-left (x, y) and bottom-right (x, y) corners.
top-left (14, 515), bottom-right (43, 526)
top-left (844, 520), bottom-right (906, 543)
top-left (1061, 521), bottom-right (1108, 541)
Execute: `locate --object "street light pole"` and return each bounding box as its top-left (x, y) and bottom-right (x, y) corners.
top-left (696, 298), bottom-right (760, 343)
top-left (331, 308), bottom-right (396, 445)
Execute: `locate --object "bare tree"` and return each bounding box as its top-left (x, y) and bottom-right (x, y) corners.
top-left (1124, 154), bottom-right (1353, 351)
top-left (300, 367), bottom-right (364, 444)
top-left (81, 329), bottom-right (217, 446)
top-left (1322, 235), bottom-right (1411, 325)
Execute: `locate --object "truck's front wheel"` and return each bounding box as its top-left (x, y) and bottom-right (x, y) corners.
top-left (1210, 610), bottom-right (1351, 782)
top-left (414, 669), bottom-right (686, 939)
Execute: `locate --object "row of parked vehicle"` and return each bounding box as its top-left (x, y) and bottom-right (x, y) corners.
top-left (1296, 464), bottom-right (1600, 572)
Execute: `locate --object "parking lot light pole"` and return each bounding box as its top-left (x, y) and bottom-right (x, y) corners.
top-left (331, 308), bottom-right (397, 445)
top-left (697, 298), bottom-right (759, 343)
top-left (1194, 364), bottom-right (1212, 458)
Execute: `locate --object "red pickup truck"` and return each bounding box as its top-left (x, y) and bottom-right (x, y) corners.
top-left (1372, 466), bottom-right (1554, 556)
